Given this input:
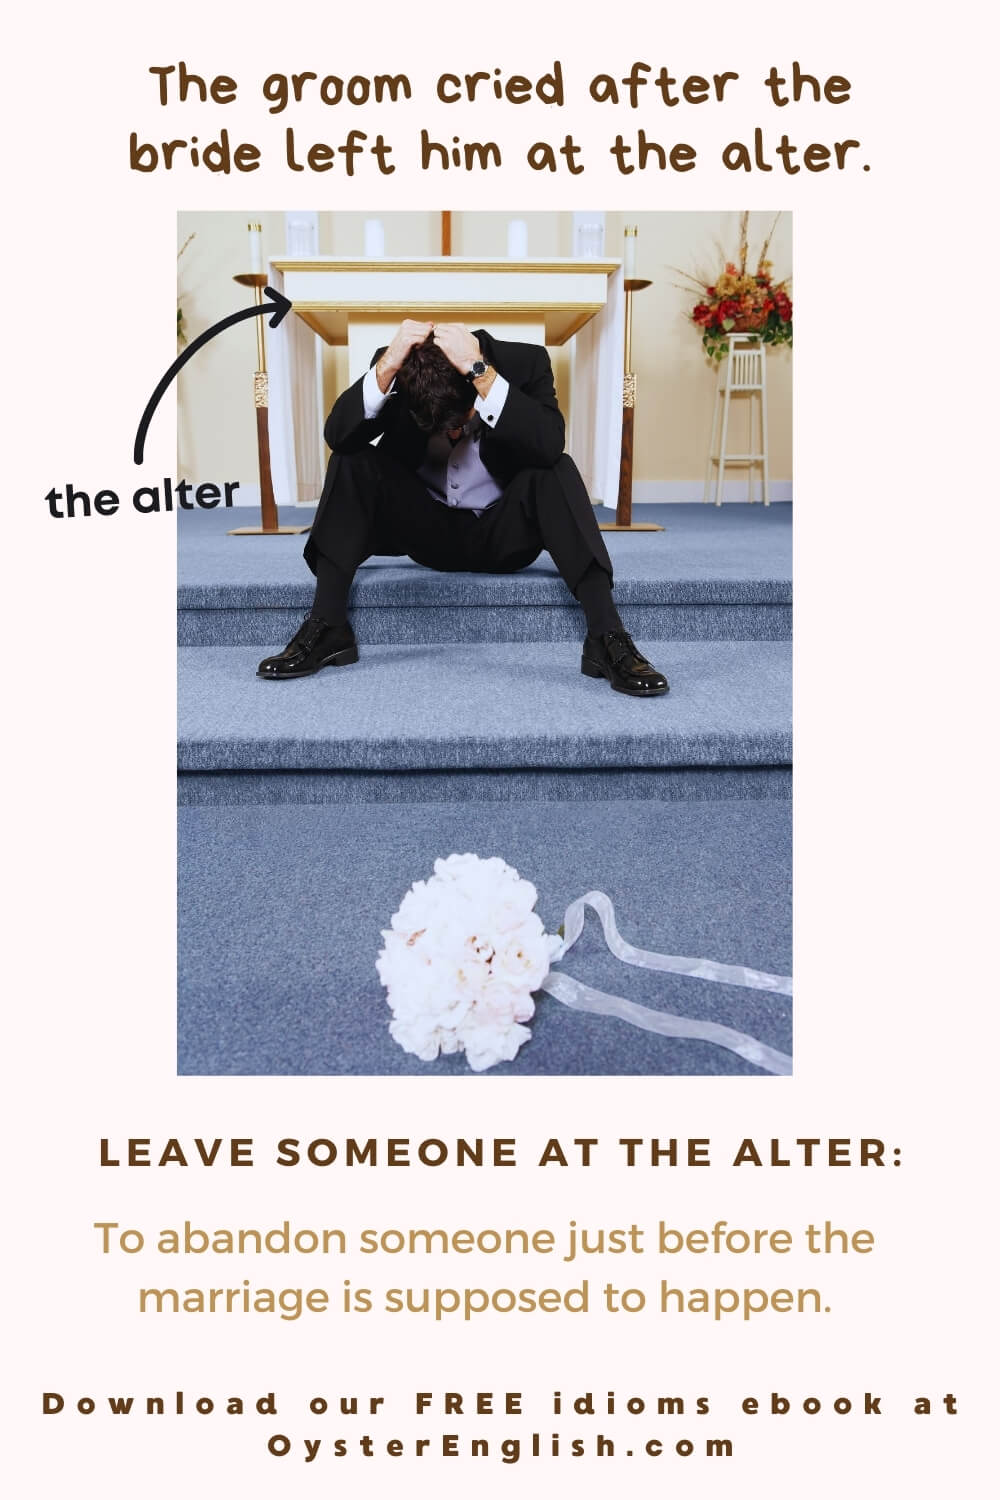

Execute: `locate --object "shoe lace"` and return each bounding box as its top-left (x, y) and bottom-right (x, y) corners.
top-left (604, 629), bottom-right (644, 668)
top-left (297, 615), bottom-right (330, 647)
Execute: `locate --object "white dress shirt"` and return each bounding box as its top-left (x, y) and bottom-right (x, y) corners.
top-left (361, 365), bottom-right (511, 515)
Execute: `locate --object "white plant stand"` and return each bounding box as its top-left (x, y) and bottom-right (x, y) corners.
top-left (703, 332), bottom-right (770, 506)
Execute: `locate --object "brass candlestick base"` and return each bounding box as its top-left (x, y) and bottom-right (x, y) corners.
top-left (228, 271), bottom-right (309, 537)
top-left (228, 525), bottom-right (310, 535)
top-left (599, 276), bottom-right (663, 532)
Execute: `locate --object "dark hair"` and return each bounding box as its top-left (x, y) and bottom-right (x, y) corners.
top-left (395, 337), bottom-right (474, 432)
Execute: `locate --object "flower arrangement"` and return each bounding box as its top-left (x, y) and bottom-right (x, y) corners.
top-left (377, 854), bottom-right (560, 1072)
top-left (676, 212), bottom-right (792, 361)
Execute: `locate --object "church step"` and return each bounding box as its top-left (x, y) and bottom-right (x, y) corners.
top-left (178, 797), bottom-right (791, 1077)
top-left (177, 639), bottom-right (791, 777)
top-left (179, 598), bottom-right (791, 647)
top-left (177, 502), bottom-right (792, 646)
top-left (178, 766), bottom-right (791, 806)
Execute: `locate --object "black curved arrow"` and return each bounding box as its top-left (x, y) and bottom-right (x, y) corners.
top-left (134, 286), bottom-right (293, 464)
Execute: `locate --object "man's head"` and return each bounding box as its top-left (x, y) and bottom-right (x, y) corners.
top-left (396, 336), bottom-right (475, 433)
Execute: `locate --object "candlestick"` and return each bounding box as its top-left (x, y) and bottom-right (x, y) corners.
top-left (229, 269), bottom-right (309, 538)
top-left (623, 224), bottom-right (638, 280)
top-left (599, 270), bottom-right (663, 533)
top-left (248, 222), bottom-right (263, 274)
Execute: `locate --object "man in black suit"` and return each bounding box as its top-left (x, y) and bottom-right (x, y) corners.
top-left (258, 320), bottom-right (668, 695)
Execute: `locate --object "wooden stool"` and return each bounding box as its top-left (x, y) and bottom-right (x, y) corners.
top-left (703, 332), bottom-right (770, 506)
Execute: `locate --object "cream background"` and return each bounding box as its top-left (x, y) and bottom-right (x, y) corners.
top-left (4, 1), bottom-right (994, 1496)
top-left (176, 209), bottom-right (793, 498)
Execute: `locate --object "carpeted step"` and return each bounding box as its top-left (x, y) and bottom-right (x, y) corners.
top-left (178, 797), bottom-right (791, 1077)
top-left (177, 503), bottom-right (792, 645)
top-left (177, 639), bottom-right (792, 779)
top-left (178, 765), bottom-right (791, 806)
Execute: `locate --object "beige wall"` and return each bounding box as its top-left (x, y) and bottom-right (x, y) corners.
top-left (177, 210), bottom-right (792, 496)
top-left (609, 210), bottom-right (792, 493)
top-left (176, 211), bottom-right (288, 486)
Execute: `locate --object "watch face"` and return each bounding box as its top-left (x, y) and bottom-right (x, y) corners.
top-left (469, 359), bottom-right (489, 378)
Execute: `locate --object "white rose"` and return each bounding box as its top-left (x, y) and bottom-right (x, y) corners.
top-left (389, 1012), bottom-right (445, 1061)
top-left (466, 984), bottom-right (518, 1029)
top-left (435, 853), bottom-right (510, 885)
top-left (461, 1017), bottom-right (533, 1072)
top-left (491, 922), bottom-right (552, 992)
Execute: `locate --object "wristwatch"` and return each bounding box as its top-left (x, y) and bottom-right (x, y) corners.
top-left (467, 358), bottom-right (491, 379)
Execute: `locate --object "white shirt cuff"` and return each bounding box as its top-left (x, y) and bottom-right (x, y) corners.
top-left (474, 373), bottom-right (509, 428)
top-left (362, 365), bottom-right (394, 419)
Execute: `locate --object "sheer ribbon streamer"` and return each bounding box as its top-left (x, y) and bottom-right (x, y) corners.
top-left (541, 891), bottom-right (793, 1077)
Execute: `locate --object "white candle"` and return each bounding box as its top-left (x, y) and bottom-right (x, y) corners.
top-left (364, 218), bottom-right (385, 256)
top-left (623, 226), bottom-right (637, 280)
top-left (285, 211), bottom-right (319, 256)
top-left (248, 223), bottom-right (263, 273)
top-left (507, 219), bottom-right (528, 258)
top-left (574, 213), bottom-right (605, 259)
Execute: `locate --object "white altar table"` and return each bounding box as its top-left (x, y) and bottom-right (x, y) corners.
top-left (266, 257), bottom-right (624, 508)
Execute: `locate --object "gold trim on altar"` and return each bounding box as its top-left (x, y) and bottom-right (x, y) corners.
top-left (272, 258), bottom-right (621, 276)
top-left (293, 303), bottom-right (604, 347)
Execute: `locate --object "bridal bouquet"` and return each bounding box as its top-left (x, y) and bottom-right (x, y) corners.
top-left (377, 854), bottom-right (560, 1072)
top-left (676, 211), bottom-right (792, 361)
top-left (377, 854), bottom-right (793, 1075)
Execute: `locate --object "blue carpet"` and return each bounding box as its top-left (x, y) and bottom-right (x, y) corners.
top-left (180, 600), bottom-right (791, 646)
top-left (178, 799), bottom-right (791, 1077)
top-left (177, 503), bottom-right (792, 646)
top-left (178, 640), bottom-right (791, 774)
top-left (178, 766), bottom-right (792, 805)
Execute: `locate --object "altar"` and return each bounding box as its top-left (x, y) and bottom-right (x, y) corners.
top-left (265, 257), bottom-right (625, 509)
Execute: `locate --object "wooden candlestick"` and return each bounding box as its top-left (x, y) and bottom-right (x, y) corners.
top-left (228, 273), bottom-right (309, 537)
top-left (600, 278), bottom-right (664, 532)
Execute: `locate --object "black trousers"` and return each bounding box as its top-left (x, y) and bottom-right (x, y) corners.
top-left (305, 446), bottom-right (615, 597)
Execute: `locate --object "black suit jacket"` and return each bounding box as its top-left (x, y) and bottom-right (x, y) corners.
top-left (324, 329), bottom-right (565, 481)
top-left (304, 330), bottom-right (574, 574)
top-left (301, 325), bottom-right (605, 582)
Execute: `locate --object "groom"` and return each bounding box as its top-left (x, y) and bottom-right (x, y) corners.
top-left (258, 320), bottom-right (668, 696)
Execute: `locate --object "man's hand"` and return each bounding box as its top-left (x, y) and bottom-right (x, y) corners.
top-left (431, 323), bottom-right (482, 375)
top-left (433, 323), bottom-right (496, 400)
top-left (375, 320), bottom-right (434, 393)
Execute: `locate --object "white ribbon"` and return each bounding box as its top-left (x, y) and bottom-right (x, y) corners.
top-left (541, 891), bottom-right (792, 1076)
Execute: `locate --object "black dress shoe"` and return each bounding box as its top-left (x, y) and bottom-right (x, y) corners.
top-left (257, 616), bottom-right (359, 679)
top-left (581, 629), bottom-right (669, 696)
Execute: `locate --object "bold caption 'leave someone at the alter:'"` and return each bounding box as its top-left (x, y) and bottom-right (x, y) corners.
top-left (128, 60), bottom-right (869, 176)
top-left (95, 1135), bottom-right (902, 1166)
